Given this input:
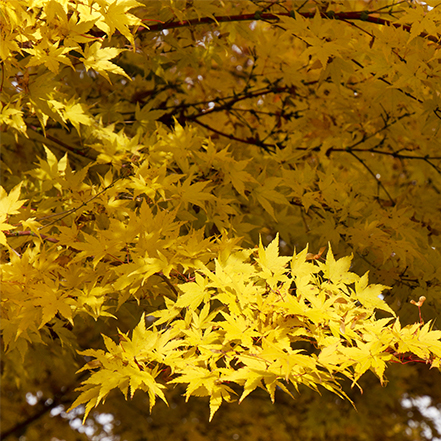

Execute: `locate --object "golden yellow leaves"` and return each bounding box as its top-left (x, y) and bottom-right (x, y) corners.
top-left (93, 0), bottom-right (143, 43)
top-left (0, 104), bottom-right (26, 135)
top-left (0, 183), bottom-right (26, 247)
top-left (70, 237), bottom-right (441, 420)
top-left (256, 233), bottom-right (291, 287)
top-left (353, 272), bottom-right (395, 316)
top-left (80, 42), bottom-right (130, 83)
top-left (2, 0), bottom-right (144, 138)
top-left (24, 40), bottom-right (74, 74)
top-left (2, 0), bottom-right (441, 429)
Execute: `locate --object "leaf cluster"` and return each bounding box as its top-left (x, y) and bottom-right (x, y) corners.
top-left (69, 237), bottom-right (441, 420)
top-left (2, 1), bottom-right (441, 439)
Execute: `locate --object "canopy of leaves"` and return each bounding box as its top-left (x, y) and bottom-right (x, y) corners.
top-left (1, 1), bottom-right (441, 440)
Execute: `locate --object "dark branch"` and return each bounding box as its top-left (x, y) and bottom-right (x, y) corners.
top-left (135, 11), bottom-right (439, 45)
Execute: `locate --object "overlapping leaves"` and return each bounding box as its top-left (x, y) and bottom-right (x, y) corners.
top-left (71, 237), bottom-right (441, 420)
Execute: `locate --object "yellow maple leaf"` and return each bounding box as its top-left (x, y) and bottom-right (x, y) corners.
top-left (175, 273), bottom-right (210, 310)
top-left (0, 183), bottom-right (26, 246)
top-left (0, 183), bottom-right (25, 217)
top-left (0, 104), bottom-right (26, 134)
top-left (63, 98), bottom-right (92, 132)
top-left (94, 0), bottom-right (142, 43)
top-left (320, 244), bottom-right (358, 285)
top-left (24, 40), bottom-right (74, 74)
top-left (354, 272), bottom-right (395, 315)
top-left (176, 176), bottom-right (215, 209)
top-left (256, 234), bottom-right (291, 286)
top-left (80, 41), bottom-right (130, 83)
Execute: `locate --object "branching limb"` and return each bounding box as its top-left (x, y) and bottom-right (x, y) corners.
top-left (4, 230), bottom-right (59, 243)
top-left (39, 179), bottom-right (120, 231)
top-left (346, 149), bottom-right (396, 207)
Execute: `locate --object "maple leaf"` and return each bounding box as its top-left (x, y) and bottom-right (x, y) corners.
top-left (255, 234), bottom-right (291, 286)
top-left (24, 40), bottom-right (74, 74)
top-left (176, 176), bottom-right (215, 209)
top-left (175, 273), bottom-right (210, 310)
top-left (28, 72), bottom-right (65, 127)
top-left (33, 284), bottom-right (74, 328)
top-left (0, 183), bottom-right (25, 218)
top-left (319, 244), bottom-right (358, 286)
top-left (127, 252), bottom-right (173, 285)
top-left (290, 246), bottom-right (320, 290)
top-left (417, 322), bottom-right (441, 358)
top-left (80, 41), bottom-right (130, 83)
top-left (218, 312), bottom-right (260, 348)
top-left (208, 383), bottom-right (236, 422)
top-left (73, 232), bottom-right (110, 267)
top-left (0, 103), bottom-right (26, 134)
top-left (354, 272), bottom-right (395, 316)
top-left (68, 353), bottom-right (168, 422)
top-left (254, 177), bottom-right (289, 221)
top-left (63, 98), bottom-right (92, 132)
top-left (95, 0), bottom-right (142, 43)
top-left (0, 183), bottom-right (26, 246)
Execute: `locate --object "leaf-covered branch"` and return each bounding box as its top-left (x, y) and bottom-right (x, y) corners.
top-left (2, 1), bottom-right (441, 439)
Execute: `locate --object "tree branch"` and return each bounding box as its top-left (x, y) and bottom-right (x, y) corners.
top-left (135, 11), bottom-right (440, 45)
top-left (4, 230), bottom-right (59, 243)
top-left (346, 149), bottom-right (396, 207)
top-left (1, 373), bottom-right (89, 440)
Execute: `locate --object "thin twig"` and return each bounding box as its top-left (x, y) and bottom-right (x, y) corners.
top-left (4, 230), bottom-right (59, 243)
top-left (28, 126), bottom-right (93, 159)
top-left (39, 179), bottom-right (120, 231)
top-left (347, 150), bottom-right (396, 206)
top-left (128, 11), bottom-right (441, 45)
top-left (157, 273), bottom-right (179, 300)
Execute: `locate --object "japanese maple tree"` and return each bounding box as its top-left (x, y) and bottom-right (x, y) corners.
top-left (2, 1), bottom-right (441, 440)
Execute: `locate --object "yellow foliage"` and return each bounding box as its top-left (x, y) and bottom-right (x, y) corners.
top-left (1, 1), bottom-right (441, 439)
